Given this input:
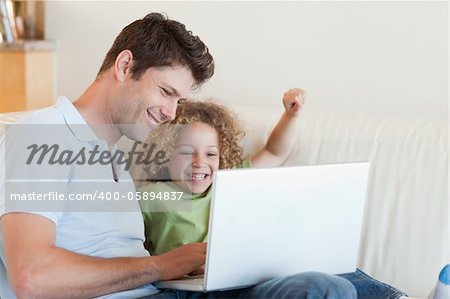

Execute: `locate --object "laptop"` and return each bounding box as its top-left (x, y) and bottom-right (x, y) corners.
top-left (155, 162), bottom-right (369, 292)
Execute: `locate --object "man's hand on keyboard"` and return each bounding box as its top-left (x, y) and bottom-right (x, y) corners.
top-left (153, 242), bottom-right (206, 281)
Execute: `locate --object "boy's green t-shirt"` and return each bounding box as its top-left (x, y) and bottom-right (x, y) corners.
top-left (139, 159), bottom-right (251, 256)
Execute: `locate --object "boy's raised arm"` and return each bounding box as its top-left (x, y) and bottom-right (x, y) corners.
top-left (251, 88), bottom-right (305, 168)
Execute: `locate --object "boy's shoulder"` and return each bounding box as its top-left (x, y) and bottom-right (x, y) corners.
top-left (237, 158), bottom-right (252, 169)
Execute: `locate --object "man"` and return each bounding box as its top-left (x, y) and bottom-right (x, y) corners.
top-left (0, 13), bottom-right (356, 298)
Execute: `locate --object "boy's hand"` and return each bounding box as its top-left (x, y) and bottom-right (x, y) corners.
top-left (283, 88), bottom-right (306, 118)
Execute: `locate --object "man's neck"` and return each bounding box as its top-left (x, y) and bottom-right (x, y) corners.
top-left (73, 77), bottom-right (122, 148)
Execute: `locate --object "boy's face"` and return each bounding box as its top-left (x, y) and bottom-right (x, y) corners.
top-left (168, 122), bottom-right (220, 195)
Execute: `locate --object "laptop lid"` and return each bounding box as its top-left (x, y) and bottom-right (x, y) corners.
top-left (155, 162), bottom-right (369, 292)
top-left (203, 162), bottom-right (369, 291)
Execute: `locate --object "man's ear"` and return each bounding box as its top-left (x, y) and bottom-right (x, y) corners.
top-left (115, 50), bottom-right (133, 82)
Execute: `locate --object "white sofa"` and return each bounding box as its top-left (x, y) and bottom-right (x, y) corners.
top-left (0, 106), bottom-right (447, 297)
top-left (231, 105), bottom-right (447, 297)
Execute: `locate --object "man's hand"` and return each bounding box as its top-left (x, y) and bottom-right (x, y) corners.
top-left (283, 88), bottom-right (306, 118)
top-left (152, 242), bottom-right (207, 281)
top-left (1, 212), bottom-right (170, 298)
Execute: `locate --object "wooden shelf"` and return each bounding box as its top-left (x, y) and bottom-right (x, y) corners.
top-left (0, 40), bottom-right (56, 113)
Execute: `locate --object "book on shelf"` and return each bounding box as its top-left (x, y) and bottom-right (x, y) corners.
top-left (0, 0), bottom-right (17, 43)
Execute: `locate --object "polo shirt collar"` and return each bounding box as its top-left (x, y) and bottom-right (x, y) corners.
top-left (54, 96), bottom-right (99, 142)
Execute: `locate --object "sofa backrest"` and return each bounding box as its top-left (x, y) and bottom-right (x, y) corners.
top-left (231, 105), bottom-right (447, 297)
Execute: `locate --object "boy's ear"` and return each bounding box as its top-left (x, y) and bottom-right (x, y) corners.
top-left (115, 50), bottom-right (134, 82)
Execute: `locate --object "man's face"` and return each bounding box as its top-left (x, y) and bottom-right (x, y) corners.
top-left (112, 65), bottom-right (195, 142)
top-left (168, 122), bottom-right (220, 195)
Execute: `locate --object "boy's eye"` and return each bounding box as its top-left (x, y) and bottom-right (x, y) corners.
top-left (208, 152), bottom-right (218, 157)
top-left (180, 151), bottom-right (193, 155)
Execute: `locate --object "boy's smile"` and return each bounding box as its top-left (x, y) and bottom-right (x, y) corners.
top-left (168, 122), bottom-right (220, 195)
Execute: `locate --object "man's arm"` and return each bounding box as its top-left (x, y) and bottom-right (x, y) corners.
top-left (1, 213), bottom-right (206, 299)
top-left (251, 88), bottom-right (305, 168)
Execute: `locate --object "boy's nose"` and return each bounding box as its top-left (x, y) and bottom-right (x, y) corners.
top-left (192, 154), bottom-right (206, 167)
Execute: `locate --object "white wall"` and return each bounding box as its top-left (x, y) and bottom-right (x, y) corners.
top-left (45, 1), bottom-right (447, 119)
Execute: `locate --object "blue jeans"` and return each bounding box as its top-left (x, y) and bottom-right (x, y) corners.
top-left (142, 269), bottom-right (406, 299)
top-left (339, 269), bottom-right (407, 299)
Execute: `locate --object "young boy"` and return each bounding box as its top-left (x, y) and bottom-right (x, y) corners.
top-left (139, 88), bottom-right (304, 255)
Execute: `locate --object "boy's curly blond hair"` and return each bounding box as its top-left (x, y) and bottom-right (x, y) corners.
top-left (143, 100), bottom-right (245, 179)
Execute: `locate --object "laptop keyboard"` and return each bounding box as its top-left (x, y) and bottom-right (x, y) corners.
top-left (179, 274), bottom-right (205, 280)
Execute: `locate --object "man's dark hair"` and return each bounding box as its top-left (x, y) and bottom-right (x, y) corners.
top-left (98, 12), bottom-right (214, 86)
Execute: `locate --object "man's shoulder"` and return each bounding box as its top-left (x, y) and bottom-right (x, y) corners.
top-left (14, 96), bottom-right (75, 125)
top-left (17, 106), bottom-right (65, 125)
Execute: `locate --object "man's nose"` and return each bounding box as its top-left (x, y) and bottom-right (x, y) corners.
top-left (161, 100), bottom-right (178, 122)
